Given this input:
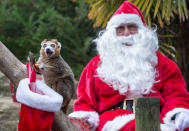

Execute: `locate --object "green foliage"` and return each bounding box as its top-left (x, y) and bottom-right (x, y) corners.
top-left (87, 0), bottom-right (124, 28)
top-left (0, 0), bottom-right (97, 79)
top-left (129, 0), bottom-right (188, 28)
top-left (158, 33), bottom-right (176, 61)
top-left (87, 0), bottom-right (188, 28)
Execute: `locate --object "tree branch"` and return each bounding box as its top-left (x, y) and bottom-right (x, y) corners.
top-left (0, 41), bottom-right (27, 87)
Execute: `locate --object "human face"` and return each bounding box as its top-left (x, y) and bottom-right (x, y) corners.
top-left (116, 23), bottom-right (138, 36)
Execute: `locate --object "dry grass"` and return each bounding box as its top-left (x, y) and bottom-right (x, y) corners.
top-left (0, 96), bottom-right (20, 131)
top-left (0, 72), bottom-right (19, 131)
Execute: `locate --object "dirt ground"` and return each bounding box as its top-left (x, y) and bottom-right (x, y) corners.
top-left (0, 71), bottom-right (19, 131)
top-left (0, 96), bottom-right (20, 131)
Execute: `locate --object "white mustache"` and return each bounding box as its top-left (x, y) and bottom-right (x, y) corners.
top-left (116, 35), bottom-right (136, 46)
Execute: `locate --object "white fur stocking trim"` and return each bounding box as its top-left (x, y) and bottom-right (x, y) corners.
top-left (16, 78), bottom-right (63, 112)
top-left (161, 108), bottom-right (189, 131)
top-left (102, 114), bottom-right (135, 131)
top-left (69, 111), bottom-right (99, 129)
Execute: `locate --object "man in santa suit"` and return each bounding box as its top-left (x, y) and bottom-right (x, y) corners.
top-left (69, 1), bottom-right (189, 131)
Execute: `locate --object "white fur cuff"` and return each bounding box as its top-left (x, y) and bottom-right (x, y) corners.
top-left (163, 108), bottom-right (189, 125)
top-left (16, 78), bottom-right (63, 112)
top-left (160, 123), bottom-right (177, 131)
top-left (69, 111), bottom-right (99, 129)
top-left (161, 108), bottom-right (189, 131)
top-left (102, 114), bottom-right (135, 131)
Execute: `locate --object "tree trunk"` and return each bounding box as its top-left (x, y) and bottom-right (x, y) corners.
top-left (0, 41), bottom-right (77, 131)
top-left (0, 41), bottom-right (27, 87)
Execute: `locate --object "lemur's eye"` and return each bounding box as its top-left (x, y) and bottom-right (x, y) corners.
top-left (43, 44), bottom-right (47, 48)
top-left (51, 44), bottom-right (56, 48)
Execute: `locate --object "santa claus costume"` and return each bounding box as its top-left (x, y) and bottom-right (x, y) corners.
top-left (69, 1), bottom-right (189, 131)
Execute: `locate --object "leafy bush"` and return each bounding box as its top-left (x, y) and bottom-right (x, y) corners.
top-left (0, 0), bottom-right (97, 79)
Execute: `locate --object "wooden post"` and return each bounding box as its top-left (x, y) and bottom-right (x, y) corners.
top-left (135, 97), bottom-right (160, 131)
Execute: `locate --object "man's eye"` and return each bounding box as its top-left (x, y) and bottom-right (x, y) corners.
top-left (50, 44), bottom-right (56, 48)
top-left (127, 25), bottom-right (138, 31)
top-left (116, 26), bottom-right (125, 32)
top-left (43, 44), bottom-right (47, 48)
top-left (129, 27), bottom-right (137, 30)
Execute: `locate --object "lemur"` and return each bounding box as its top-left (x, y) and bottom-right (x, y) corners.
top-left (35, 39), bottom-right (75, 114)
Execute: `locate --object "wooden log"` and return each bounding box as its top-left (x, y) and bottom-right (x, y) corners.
top-left (0, 41), bottom-right (27, 87)
top-left (135, 97), bottom-right (160, 131)
top-left (52, 111), bottom-right (78, 131)
top-left (0, 41), bottom-right (78, 131)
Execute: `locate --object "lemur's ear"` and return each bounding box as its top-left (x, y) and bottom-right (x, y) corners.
top-left (57, 42), bottom-right (61, 49)
top-left (41, 42), bottom-right (46, 47)
top-left (41, 39), bottom-right (47, 47)
top-left (41, 42), bottom-right (44, 47)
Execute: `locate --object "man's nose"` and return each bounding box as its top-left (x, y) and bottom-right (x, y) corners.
top-left (123, 27), bottom-right (130, 36)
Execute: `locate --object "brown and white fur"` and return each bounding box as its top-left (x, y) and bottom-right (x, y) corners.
top-left (36, 39), bottom-right (75, 114)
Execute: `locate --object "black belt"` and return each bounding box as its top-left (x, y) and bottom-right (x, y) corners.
top-left (105, 98), bottom-right (135, 113)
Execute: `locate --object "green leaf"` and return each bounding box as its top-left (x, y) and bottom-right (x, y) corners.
top-left (147, 15), bottom-right (151, 28)
top-left (177, 0), bottom-right (183, 22)
top-left (137, 0), bottom-right (145, 9)
top-left (130, 0), bottom-right (142, 6)
top-left (141, 0), bottom-right (149, 12)
top-left (145, 0), bottom-right (153, 17)
top-left (182, 0), bottom-right (188, 19)
top-left (153, 0), bottom-right (161, 18)
top-left (157, 12), bottom-right (163, 27)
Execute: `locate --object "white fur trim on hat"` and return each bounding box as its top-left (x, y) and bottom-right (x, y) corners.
top-left (16, 78), bottom-right (63, 112)
top-left (102, 114), bottom-right (135, 131)
top-left (69, 111), bottom-right (99, 130)
top-left (106, 13), bottom-right (144, 30)
top-left (161, 108), bottom-right (189, 131)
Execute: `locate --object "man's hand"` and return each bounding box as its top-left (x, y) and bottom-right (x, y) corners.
top-left (175, 112), bottom-right (189, 131)
top-left (69, 116), bottom-right (96, 131)
top-left (68, 111), bottom-right (99, 131)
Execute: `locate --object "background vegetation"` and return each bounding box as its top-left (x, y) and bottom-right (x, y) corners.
top-left (0, 0), bottom-right (188, 89)
top-left (0, 0), bottom-right (97, 79)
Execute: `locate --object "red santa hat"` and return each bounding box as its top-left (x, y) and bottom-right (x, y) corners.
top-left (106, 1), bottom-right (146, 29)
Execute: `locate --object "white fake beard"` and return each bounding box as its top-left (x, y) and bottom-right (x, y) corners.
top-left (95, 27), bottom-right (159, 97)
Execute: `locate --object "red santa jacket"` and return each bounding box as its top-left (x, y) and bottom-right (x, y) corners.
top-left (70, 52), bottom-right (189, 130)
